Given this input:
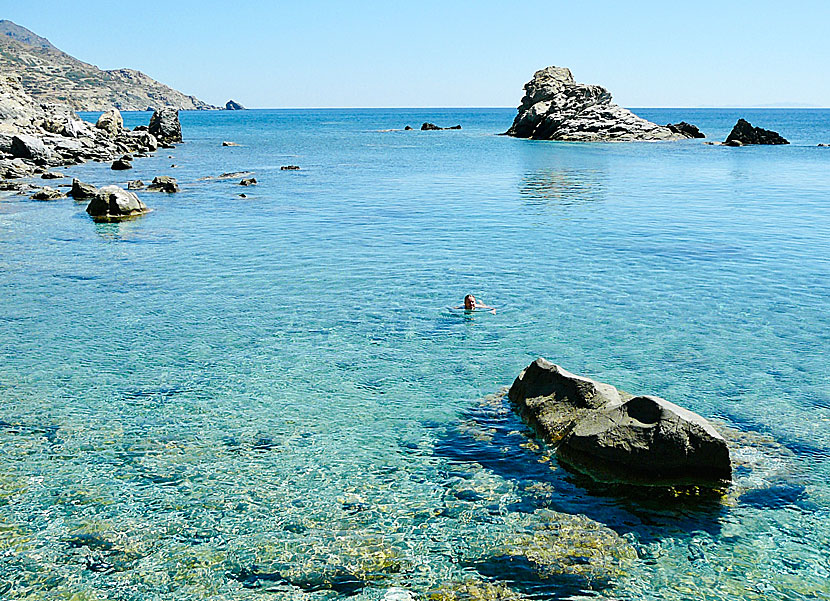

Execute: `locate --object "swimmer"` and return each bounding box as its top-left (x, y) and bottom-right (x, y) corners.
top-left (455, 294), bottom-right (496, 314)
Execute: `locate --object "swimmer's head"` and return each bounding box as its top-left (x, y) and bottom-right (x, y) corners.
top-left (464, 294), bottom-right (476, 310)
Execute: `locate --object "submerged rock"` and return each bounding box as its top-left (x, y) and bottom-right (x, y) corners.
top-left (68, 178), bottom-right (98, 199)
top-left (147, 175), bottom-right (179, 193)
top-left (505, 66), bottom-right (681, 141)
top-left (222, 140), bottom-right (240, 146)
top-left (127, 179), bottom-right (144, 190)
top-left (509, 358), bottom-right (731, 487)
top-left (148, 107), bottom-right (182, 144)
top-left (725, 119), bottom-right (788, 145)
top-left (85, 185), bottom-right (149, 221)
top-left (280, 165), bottom-right (299, 170)
top-left (666, 121), bottom-right (705, 138)
top-left (239, 177), bottom-right (257, 186)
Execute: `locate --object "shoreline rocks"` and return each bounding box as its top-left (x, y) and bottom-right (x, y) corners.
top-left (724, 118), bottom-right (788, 145)
top-left (505, 66), bottom-right (683, 142)
top-left (509, 358), bottom-right (732, 487)
top-left (85, 185), bottom-right (149, 221)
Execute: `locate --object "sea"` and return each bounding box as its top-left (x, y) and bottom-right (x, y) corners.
top-left (1, 108), bottom-right (829, 600)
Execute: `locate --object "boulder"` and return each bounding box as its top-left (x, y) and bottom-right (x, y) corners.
top-left (725, 119), bottom-right (788, 145)
top-left (147, 175), bottom-right (179, 193)
top-left (111, 157), bottom-right (132, 170)
top-left (118, 130), bottom-right (158, 152)
top-left (68, 178), bottom-right (98, 199)
top-left (95, 108), bottom-right (123, 136)
top-left (404, 125), bottom-right (413, 131)
top-left (40, 171), bottom-right (64, 179)
top-left (225, 100), bottom-right (245, 110)
top-left (505, 66), bottom-right (681, 141)
top-left (10, 134), bottom-right (52, 162)
top-left (85, 185), bottom-right (149, 221)
top-left (280, 165), bottom-right (299, 170)
top-left (421, 122), bottom-right (461, 131)
top-left (666, 121), bottom-right (705, 138)
top-left (31, 186), bottom-right (64, 200)
top-left (127, 179), bottom-right (144, 190)
top-left (239, 177), bottom-right (257, 186)
top-left (148, 108), bottom-right (182, 144)
top-left (509, 358), bottom-right (731, 487)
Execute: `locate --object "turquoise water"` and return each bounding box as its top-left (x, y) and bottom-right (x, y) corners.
top-left (1, 108), bottom-right (830, 600)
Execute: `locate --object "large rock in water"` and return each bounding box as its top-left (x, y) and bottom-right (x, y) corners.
top-left (505, 66), bottom-right (681, 141)
top-left (509, 358), bottom-right (731, 487)
top-left (95, 108), bottom-right (123, 136)
top-left (85, 185), bottom-right (149, 221)
top-left (225, 99), bottom-right (245, 110)
top-left (148, 108), bottom-right (182, 144)
top-left (725, 118), bottom-right (788, 145)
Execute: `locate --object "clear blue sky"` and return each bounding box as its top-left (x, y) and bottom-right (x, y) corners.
top-left (4, 1), bottom-right (829, 108)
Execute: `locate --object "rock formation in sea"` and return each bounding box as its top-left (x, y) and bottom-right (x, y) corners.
top-left (724, 119), bottom-right (789, 145)
top-left (68, 178), bottom-right (98, 199)
top-left (421, 122), bottom-right (462, 131)
top-left (505, 66), bottom-right (683, 141)
top-left (666, 121), bottom-right (705, 138)
top-left (85, 185), bottom-right (150, 221)
top-left (149, 108), bottom-right (183, 145)
top-left (509, 358), bottom-right (732, 487)
top-left (0, 19), bottom-right (216, 110)
top-left (225, 100), bottom-right (245, 110)
top-left (147, 176), bottom-right (179, 193)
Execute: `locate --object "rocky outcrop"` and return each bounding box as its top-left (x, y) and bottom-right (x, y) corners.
top-left (725, 119), bottom-right (789, 145)
top-left (509, 358), bottom-right (731, 487)
top-left (666, 121), bottom-right (705, 138)
top-left (421, 122), bottom-right (461, 130)
top-left (0, 20), bottom-right (216, 111)
top-left (147, 176), bottom-right (179, 193)
top-left (148, 108), bottom-right (182, 144)
top-left (505, 66), bottom-right (682, 142)
top-left (85, 185), bottom-right (149, 221)
top-left (31, 186), bottom-right (64, 200)
top-left (95, 109), bottom-right (123, 137)
top-left (68, 178), bottom-right (98, 199)
top-left (225, 100), bottom-right (245, 110)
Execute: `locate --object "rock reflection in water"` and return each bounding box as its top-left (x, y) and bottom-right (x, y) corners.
top-left (520, 168), bottom-right (605, 209)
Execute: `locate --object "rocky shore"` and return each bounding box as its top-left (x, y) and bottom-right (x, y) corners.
top-left (0, 73), bottom-right (177, 195)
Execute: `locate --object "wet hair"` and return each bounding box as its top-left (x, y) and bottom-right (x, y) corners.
top-left (464, 294), bottom-right (475, 303)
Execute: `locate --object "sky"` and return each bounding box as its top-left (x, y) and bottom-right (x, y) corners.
top-left (2, 1), bottom-right (829, 108)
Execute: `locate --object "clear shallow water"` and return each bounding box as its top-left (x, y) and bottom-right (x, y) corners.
top-left (1, 108), bottom-right (830, 600)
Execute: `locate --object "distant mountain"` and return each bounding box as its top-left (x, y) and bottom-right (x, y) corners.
top-left (0, 20), bottom-right (217, 111)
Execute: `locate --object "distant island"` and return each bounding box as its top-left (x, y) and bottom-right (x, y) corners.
top-left (0, 20), bottom-right (216, 111)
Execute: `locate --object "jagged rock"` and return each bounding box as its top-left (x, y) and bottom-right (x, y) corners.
top-left (666, 121), bottom-right (705, 138)
top-left (10, 134), bottom-right (51, 162)
top-left (68, 178), bottom-right (98, 199)
top-left (225, 99), bottom-right (245, 110)
top-left (30, 186), bottom-right (64, 200)
top-left (118, 130), bottom-right (157, 152)
top-left (85, 185), bottom-right (149, 221)
top-left (280, 165), bottom-right (299, 170)
top-left (0, 157), bottom-right (35, 178)
top-left (505, 66), bottom-right (681, 141)
top-left (723, 139), bottom-right (743, 147)
top-left (111, 157), bottom-right (132, 170)
top-left (147, 175), bottom-right (179, 193)
top-left (133, 125), bottom-right (148, 131)
top-left (239, 177), bottom-right (257, 186)
top-left (421, 122), bottom-right (461, 130)
top-left (725, 119), bottom-right (788, 145)
top-left (222, 141), bottom-right (240, 146)
top-left (148, 108), bottom-right (182, 144)
top-left (40, 171), bottom-right (64, 179)
top-left (126, 179), bottom-right (144, 190)
top-left (509, 358), bottom-right (731, 487)
top-left (95, 108), bottom-right (123, 136)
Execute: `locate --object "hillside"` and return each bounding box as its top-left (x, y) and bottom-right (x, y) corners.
top-left (0, 20), bottom-right (216, 111)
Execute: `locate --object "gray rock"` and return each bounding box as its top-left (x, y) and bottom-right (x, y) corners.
top-left (421, 122), bottom-right (461, 130)
top-left (118, 130), bottom-right (158, 152)
top-left (95, 108), bottom-right (123, 137)
top-left (147, 175), bottom-right (179, 193)
top-left (0, 157), bottom-right (36, 178)
top-left (725, 119), bottom-right (788, 145)
top-left (509, 358), bottom-right (731, 487)
top-left (10, 134), bottom-right (52, 162)
top-left (558, 395), bottom-right (732, 486)
top-left (85, 185), bottom-right (149, 221)
top-left (505, 66), bottom-right (681, 141)
top-left (111, 157), bottom-right (132, 170)
top-left (31, 186), bottom-right (65, 200)
top-left (225, 100), bottom-right (245, 110)
top-left (148, 108), bottom-right (182, 144)
top-left (666, 121), bottom-right (705, 138)
top-left (40, 171), bottom-right (64, 179)
top-left (68, 178), bottom-right (98, 199)
top-left (127, 179), bottom-right (144, 190)
top-left (239, 177), bottom-right (257, 186)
